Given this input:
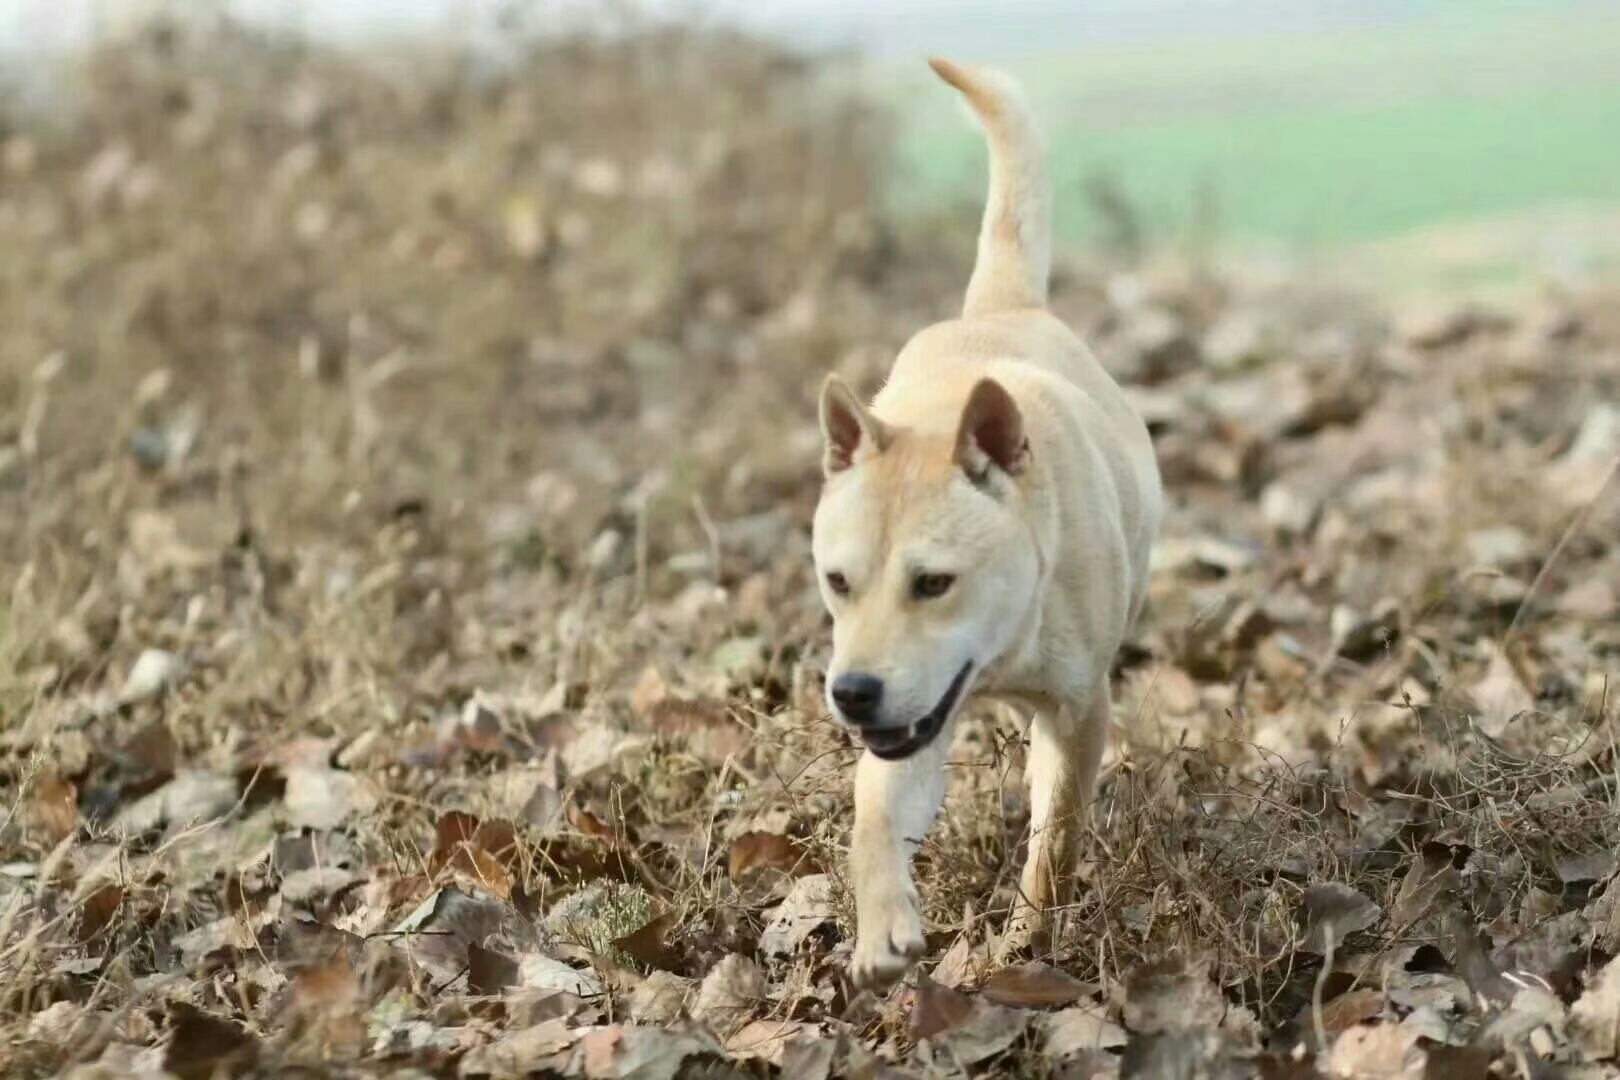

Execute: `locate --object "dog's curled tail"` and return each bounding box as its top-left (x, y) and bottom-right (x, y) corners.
top-left (929, 57), bottom-right (1052, 318)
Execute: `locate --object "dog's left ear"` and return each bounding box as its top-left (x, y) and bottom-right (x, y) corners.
top-left (820, 375), bottom-right (892, 476)
top-left (955, 378), bottom-right (1029, 480)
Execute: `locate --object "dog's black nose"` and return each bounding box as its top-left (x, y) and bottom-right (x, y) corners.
top-left (831, 672), bottom-right (884, 725)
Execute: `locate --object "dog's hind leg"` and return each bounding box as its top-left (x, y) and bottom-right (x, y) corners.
top-left (1000, 683), bottom-right (1109, 960)
top-left (849, 734), bottom-right (953, 989)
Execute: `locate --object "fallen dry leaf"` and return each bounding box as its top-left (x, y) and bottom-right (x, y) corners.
top-left (1398, 1004), bottom-right (1457, 1046)
top-left (1311, 989), bottom-right (1387, 1035)
top-left (1298, 884), bottom-right (1382, 954)
top-left (113, 771), bottom-right (239, 834)
top-left (777, 1031), bottom-right (842, 1080)
top-left (26, 1000), bottom-right (83, 1045)
top-left (759, 873), bottom-right (835, 957)
top-left (122, 717), bottom-right (179, 777)
top-left (982, 960), bottom-right (1097, 1008)
top-left (612, 909), bottom-right (684, 972)
top-left (723, 1019), bottom-right (817, 1064)
top-left (572, 1024), bottom-right (725, 1080)
top-left (1121, 955), bottom-right (1227, 1034)
top-left (1468, 641), bottom-right (1535, 736)
top-left (643, 696), bottom-right (752, 764)
top-left (434, 809), bottom-right (481, 852)
top-left (932, 932), bottom-right (989, 989)
top-left (691, 953), bottom-right (767, 1035)
top-left (282, 766), bottom-right (377, 831)
top-left (162, 1004), bottom-right (258, 1080)
top-left (727, 830), bottom-right (806, 881)
top-left (62, 1042), bottom-right (171, 1080)
top-left (280, 865), bottom-right (358, 904)
top-left (915, 998), bottom-right (1032, 1067)
top-left (1492, 909), bottom-right (1590, 997)
top-left (403, 698), bottom-right (519, 767)
top-left (284, 959), bottom-right (368, 1058)
top-left (566, 797), bottom-right (622, 843)
top-left (28, 776), bottom-right (78, 845)
top-left (1419, 1046), bottom-right (1493, 1080)
top-left (1042, 1003), bottom-right (1129, 1060)
top-left (276, 909), bottom-right (365, 969)
top-left (458, 1017), bottom-right (581, 1080)
top-left (389, 887), bottom-right (509, 985)
top-left (519, 953), bottom-right (605, 998)
top-left (1391, 843), bottom-right (1461, 927)
top-left (630, 665), bottom-right (669, 716)
top-left (1385, 971), bottom-right (1469, 1016)
top-left (174, 916), bottom-right (257, 969)
top-left (468, 942), bottom-right (520, 995)
top-left (77, 883), bottom-right (125, 944)
top-left (291, 958), bottom-right (361, 1011)
top-left (629, 970), bottom-right (693, 1024)
top-left (1557, 850), bottom-right (1616, 886)
top-left (428, 810), bottom-right (515, 900)
top-left (908, 974), bottom-right (976, 1041)
top-left (1446, 906), bottom-right (1511, 1008)
top-left (475, 818), bottom-right (521, 865)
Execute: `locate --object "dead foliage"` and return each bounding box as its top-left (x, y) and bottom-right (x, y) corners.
top-left (1, 15), bottom-right (1618, 1080)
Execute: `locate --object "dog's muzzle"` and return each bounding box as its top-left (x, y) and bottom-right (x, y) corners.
top-left (857, 662), bottom-right (973, 761)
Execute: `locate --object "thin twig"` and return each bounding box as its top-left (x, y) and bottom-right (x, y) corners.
top-left (1506, 453), bottom-right (1620, 643)
top-left (1311, 924), bottom-right (1334, 1055)
top-left (692, 494), bottom-right (722, 584)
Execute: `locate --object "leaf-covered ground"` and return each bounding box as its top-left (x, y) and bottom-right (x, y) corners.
top-left (2, 21), bottom-right (1618, 1080)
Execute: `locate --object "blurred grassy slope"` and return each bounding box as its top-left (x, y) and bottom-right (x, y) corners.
top-left (873, 1), bottom-right (1620, 256)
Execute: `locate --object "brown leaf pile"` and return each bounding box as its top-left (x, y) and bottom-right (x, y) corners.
top-left (1, 17), bottom-right (1618, 1080)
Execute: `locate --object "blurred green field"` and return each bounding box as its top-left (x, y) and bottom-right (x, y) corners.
top-left (877, 1), bottom-right (1620, 265)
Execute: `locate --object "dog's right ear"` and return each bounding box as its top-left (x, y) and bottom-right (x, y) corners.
top-left (819, 375), bottom-right (891, 476)
top-left (955, 377), bottom-right (1028, 481)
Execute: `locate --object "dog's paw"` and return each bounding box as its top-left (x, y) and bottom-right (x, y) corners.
top-left (851, 893), bottom-right (926, 990)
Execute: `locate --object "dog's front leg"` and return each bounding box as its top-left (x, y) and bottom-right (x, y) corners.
top-left (849, 735), bottom-right (951, 989)
top-left (1000, 684), bottom-right (1109, 960)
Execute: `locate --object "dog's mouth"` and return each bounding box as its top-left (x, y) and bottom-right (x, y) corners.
top-left (859, 662), bottom-right (974, 761)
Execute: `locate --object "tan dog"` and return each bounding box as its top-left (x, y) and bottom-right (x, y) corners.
top-left (812, 57), bottom-right (1163, 989)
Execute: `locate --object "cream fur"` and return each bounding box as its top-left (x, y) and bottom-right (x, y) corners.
top-left (811, 57), bottom-right (1163, 989)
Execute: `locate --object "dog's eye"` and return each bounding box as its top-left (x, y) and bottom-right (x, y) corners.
top-left (912, 573), bottom-right (956, 600)
top-left (825, 571), bottom-right (850, 598)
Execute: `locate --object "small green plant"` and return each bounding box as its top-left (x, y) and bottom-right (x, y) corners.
top-left (547, 882), bottom-right (656, 964)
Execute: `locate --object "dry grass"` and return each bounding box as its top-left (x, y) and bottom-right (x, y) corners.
top-left (0, 18), bottom-right (1618, 1080)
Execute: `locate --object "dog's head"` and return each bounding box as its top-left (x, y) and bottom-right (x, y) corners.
top-left (811, 374), bottom-right (1041, 759)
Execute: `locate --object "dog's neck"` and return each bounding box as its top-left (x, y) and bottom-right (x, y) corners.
top-left (973, 510), bottom-right (1052, 695)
